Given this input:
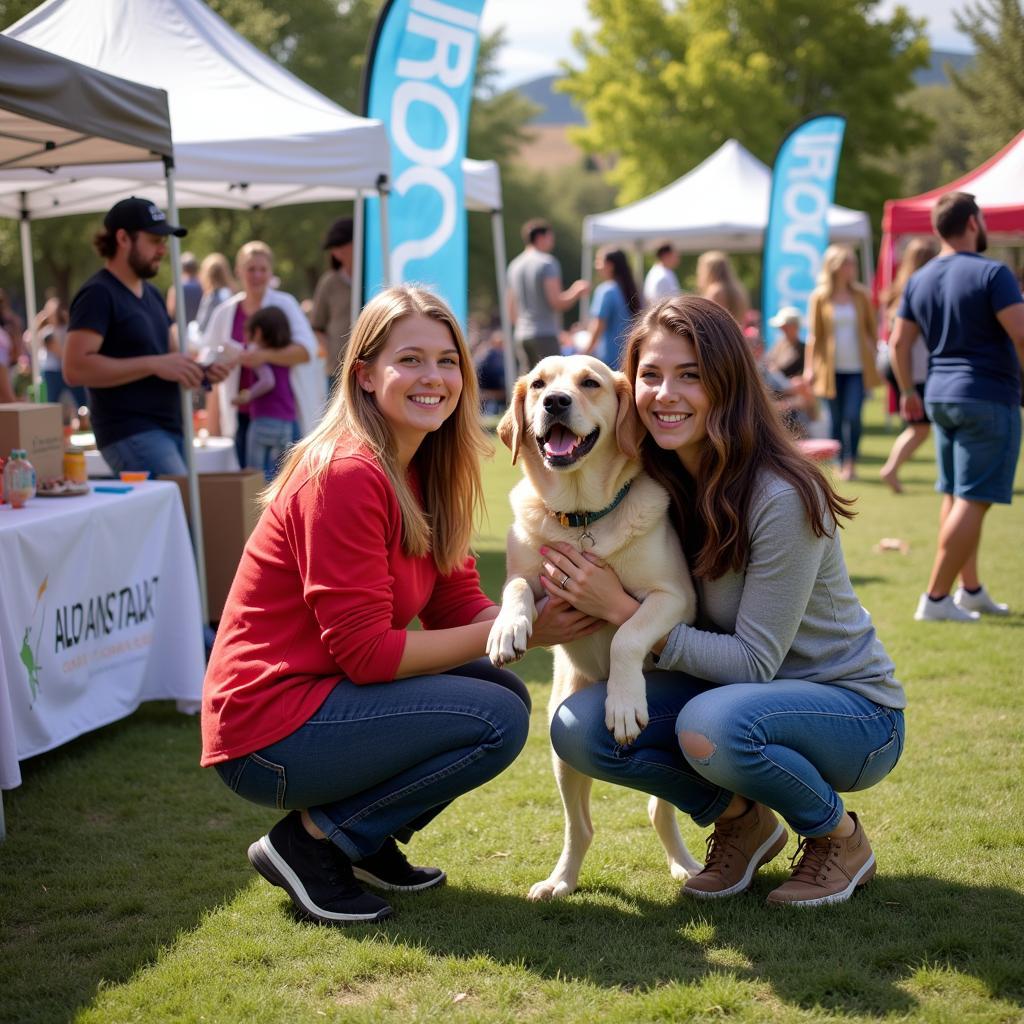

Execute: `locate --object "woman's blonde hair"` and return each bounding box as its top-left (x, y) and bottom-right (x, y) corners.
top-left (235, 240), bottom-right (274, 275)
top-left (696, 250), bottom-right (749, 323)
top-left (199, 252), bottom-right (236, 293)
top-left (816, 244), bottom-right (859, 297)
top-left (264, 286), bottom-right (492, 575)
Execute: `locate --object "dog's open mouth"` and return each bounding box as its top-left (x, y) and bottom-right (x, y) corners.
top-left (538, 424), bottom-right (599, 467)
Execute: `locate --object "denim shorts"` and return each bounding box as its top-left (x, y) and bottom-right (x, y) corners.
top-left (926, 400), bottom-right (1021, 505)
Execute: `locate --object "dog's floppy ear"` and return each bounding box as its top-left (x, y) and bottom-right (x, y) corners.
top-left (613, 372), bottom-right (643, 460)
top-left (497, 376), bottom-right (529, 465)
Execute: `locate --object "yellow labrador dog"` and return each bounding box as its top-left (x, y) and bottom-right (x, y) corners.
top-left (487, 355), bottom-right (702, 900)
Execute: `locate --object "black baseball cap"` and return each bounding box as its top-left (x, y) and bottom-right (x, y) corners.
top-left (323, 216), bottom-right (354, 249)
top-left (103, 197), bottom-right (187, 237)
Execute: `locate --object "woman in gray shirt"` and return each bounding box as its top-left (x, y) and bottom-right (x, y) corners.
top-left (540, 295), bottom-right (906, 908)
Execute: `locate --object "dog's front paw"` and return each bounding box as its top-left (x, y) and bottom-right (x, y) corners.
top-left (604, 682), bottom-right (649, 745)
top-left (528, 874), bottom-right (577, 901)
top-left (486, 612), bottom-right (532, 667)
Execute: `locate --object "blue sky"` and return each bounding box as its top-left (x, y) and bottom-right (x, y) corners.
top-left (481, 0), bottom-right (971, 89)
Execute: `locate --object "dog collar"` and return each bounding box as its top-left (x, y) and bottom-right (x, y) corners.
top-left (551, 481), bottom-right (632, 529)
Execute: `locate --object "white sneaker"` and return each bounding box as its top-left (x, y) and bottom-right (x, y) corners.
top-left (954, 585), bottom-right (1010, 616)
top-left (914, 593), bottom-right (980, 622)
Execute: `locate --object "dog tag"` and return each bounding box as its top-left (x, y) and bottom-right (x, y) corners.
top-left (579, 530), bottom-right (596, 549)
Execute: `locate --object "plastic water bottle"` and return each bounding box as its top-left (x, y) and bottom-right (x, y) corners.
top-left (3, 449), bottom-right (37, 508)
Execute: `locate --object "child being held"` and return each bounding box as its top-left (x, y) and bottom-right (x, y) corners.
top-left (233, 306), bottom-right (297, 481)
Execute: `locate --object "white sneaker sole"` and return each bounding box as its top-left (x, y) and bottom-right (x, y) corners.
top-left (684, 822), bottom-right (788, 900)
top-left (248, 836), bottom-right (392, 923)
top-left (352, 865), bottom-right (447, 892)
top-left (767, 852), bottom-right (876, 907)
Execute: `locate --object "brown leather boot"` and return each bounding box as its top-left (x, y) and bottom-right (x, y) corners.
top-left (766, 811), bottom-right (875, 907)
top-left (682, 801), bottom-right (788, 899)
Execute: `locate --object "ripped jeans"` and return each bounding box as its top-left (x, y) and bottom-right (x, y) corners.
top-left (551, 672), bottom-right (904, 838)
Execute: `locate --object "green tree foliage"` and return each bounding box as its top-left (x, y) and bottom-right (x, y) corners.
top-left (560, 0), bottom-right (931, 221)
top-left (878, 84), bottom-right (974, 197)
top-left (950, 0), bottom-right (1024, 164)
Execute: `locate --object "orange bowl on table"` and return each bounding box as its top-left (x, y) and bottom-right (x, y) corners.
top-left (119, 471), bottom-right (151, 483)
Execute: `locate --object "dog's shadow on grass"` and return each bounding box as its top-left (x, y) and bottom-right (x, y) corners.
top-left (381, 873), bottom-right (1024, 1016)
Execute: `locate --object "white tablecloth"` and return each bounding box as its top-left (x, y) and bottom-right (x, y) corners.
top-left (74, 435), bottom-right (240, 477)
top-left (0, 481), bottom-right (206, 795)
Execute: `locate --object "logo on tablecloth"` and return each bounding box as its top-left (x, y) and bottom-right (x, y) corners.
top-left (18, 574), bottom-right (162, 708)
top-left (19, 576), bottom-right (47, 706)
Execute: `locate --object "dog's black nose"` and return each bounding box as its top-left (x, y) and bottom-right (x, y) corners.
top-left (543, 391), bottom-right (572, 413)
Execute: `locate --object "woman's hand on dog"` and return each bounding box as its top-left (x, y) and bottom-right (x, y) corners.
top-left (528, 595), bottom-right (605, 648)
top-left (539, 544), bottom-right (641, 626)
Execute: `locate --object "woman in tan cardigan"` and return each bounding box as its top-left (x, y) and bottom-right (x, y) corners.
top-left (804, 245), bottom-right (880, 480)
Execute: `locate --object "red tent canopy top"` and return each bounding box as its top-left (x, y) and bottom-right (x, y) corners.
top-left (877, 131), bottom-right (1024, 299)
top-left (882, 130), bottom-right (1024, 237)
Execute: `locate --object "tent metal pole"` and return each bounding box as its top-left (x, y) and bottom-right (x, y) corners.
top-left (377, 175), bottom-right (391, 288)
top-left (18, 196), bottom-right (40, 399)
top-left (351, 189), bottom-right (364, 328)
top-left (581, 242), bottom-right (594, 330)
top-left (633, 244), bottom-right (644, 289)
top-left (491, 208), bottom-right (515, 401)
top-left (860, 238), bottom-right (874, 292)
top-left (164, 160), bottom-right (209, 626)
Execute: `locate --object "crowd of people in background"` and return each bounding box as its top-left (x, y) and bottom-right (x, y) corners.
top-left (2, 201), bottom-right (1021, 512)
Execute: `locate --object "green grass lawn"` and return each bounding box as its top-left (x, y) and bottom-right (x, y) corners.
top-left (2, 396), bottom-right (1023, 1024)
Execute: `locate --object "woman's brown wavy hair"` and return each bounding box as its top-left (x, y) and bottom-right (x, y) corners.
top-left (623, 295), bottom-right (854, 580)
top-left (264, 286), bottom-right (491, 575)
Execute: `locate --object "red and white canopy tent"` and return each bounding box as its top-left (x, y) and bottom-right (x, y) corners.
top-left (877, 130), bottom-right (1024, 296)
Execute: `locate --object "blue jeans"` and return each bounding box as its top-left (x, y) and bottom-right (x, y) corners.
top-left (927, 399), bottom-right (1021, 505)
top-left (552, 673), bottom-right (904, 838)
top-left (42, 370), bottom-right (87, 410)
top-left (246, 416), bottom-right (295, 482)
top-left (214, 660), bottom-right (531, 860)
top-left (828, 372), bottom-right (866, 462)
top-left (100, 428), bottom-right (187, 477)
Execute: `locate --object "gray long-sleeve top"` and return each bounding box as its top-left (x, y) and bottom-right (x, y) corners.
top-left (658, 473), bottom-right (906, 709)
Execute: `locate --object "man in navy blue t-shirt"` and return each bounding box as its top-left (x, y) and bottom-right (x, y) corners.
top-left (64, 197), bottom-right (229, 476)
top-left (892, 191), bottom-right (1024, 623)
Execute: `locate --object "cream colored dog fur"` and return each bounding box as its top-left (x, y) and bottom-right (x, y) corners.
top-left (486, 355), bottom-right (702, 900)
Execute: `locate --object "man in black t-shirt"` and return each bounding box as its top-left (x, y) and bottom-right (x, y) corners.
top-left (65, 197), bottom-right (229, 476)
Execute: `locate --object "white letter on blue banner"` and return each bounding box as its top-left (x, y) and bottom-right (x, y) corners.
top-left (363, 0), bottom-right (485, 324)
top-left (762, 115), bottom-right (846, 347)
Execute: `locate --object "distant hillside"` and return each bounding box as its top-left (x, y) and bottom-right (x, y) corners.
top-left (510, 50), bottom-right (974, 126)
top-left (513, 74), bottom-right (584, 126)
top-left (917, 48), bottom-right (973, 86)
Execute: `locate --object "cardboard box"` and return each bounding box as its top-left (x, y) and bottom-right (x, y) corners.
top-left (0, 403), bottom-right (64, 480)
top-left (162, 471), bottom-right (265, 622)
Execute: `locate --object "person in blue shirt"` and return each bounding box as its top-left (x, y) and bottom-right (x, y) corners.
top-left (891, 191), bottom-right (1024, 623)
top-left (585, 248), bottom-right (640, 369)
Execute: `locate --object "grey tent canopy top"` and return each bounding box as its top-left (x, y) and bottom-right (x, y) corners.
top-left (0, 35), bottom-right (172, 172)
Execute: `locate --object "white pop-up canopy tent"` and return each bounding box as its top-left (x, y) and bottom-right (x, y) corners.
top-left (2, 0), bottom-right (393, 319)
top-left (3, 0), bottom-right (513, 387)
top-left (0, 33), bottom-right (214, 627)
top-left (3, 0), bottom-right (390, 200)
top-left (582, 139), bottom-right (873, 285)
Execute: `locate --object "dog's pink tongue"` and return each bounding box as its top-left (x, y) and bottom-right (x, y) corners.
top-left (544, 425), bottom-right (578, 456)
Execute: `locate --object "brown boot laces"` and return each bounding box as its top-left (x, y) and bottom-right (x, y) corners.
top-left (702, 819), bottom-right (742, 876)
top-left (788, 835), bottom-right (839, 884)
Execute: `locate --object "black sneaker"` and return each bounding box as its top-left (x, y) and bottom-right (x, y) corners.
top-left (248, 812), bottom-right (393, 924)
top-left (352, 837), bottom-right (446, 892)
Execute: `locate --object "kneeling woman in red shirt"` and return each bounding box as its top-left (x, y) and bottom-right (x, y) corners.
top-left (202, 286), bottom-right (595, 924)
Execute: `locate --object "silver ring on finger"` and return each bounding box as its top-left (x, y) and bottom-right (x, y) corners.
top-left (560, 572), bottom-right (571, 589)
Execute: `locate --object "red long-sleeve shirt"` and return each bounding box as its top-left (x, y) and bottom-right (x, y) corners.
top-left (200, 448), bottom-right (494, 766)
